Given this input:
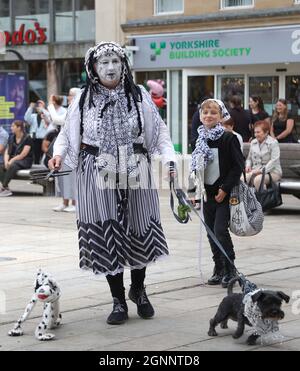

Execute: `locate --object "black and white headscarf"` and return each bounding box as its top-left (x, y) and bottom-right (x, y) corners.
top-left (79, 41), bottom-right (144, 182)
top-left (84, 41), bottom-right (126, 85)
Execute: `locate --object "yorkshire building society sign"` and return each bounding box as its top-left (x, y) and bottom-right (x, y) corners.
top-left (133, 26), bottom-right (300, 69)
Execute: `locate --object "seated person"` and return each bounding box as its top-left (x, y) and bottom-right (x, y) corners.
top-left (245, 120), bottom-right (282, 191)
top-left (0, 121), bottom-right (33, 197)
top-left (270, 99), bottom-right (296, 143)
top-left (0, 126), bottom-right (9, 182)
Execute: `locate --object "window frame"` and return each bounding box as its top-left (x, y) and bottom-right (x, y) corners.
top-left (154, 0), bottom-right (184, 16)
top-left (220, 0), bottom-right (254, 11)
top-left (5, 0), bottom-right (95, 44)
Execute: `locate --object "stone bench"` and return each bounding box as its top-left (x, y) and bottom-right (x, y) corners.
top-left (15, 164), bottom-right (55, 196)
top-left (243, 143), bottom-right (300, 200)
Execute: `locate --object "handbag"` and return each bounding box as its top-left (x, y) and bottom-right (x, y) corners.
top-left (229, 176), bottom-right (264, 237)
top-left (255, 169), bottom-right (282, 212)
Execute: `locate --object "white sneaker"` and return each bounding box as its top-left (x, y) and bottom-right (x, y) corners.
top-left (52, 204), bottom-right (67, 212)
top-left (0, 188), bottom-right (13, 197)
top-left (64, 205), bottom-right (76, 213)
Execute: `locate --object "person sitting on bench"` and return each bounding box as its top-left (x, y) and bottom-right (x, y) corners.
top-left (0, 121), bottom-right (33, 197)
top-left (246, 120), bottom-right (282, 191)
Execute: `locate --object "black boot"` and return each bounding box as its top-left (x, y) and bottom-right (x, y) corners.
top-left (221, 260), bottom-right (237, 288)
top-left (128, 286), bottom-right (154, 319)
top-left (106, 297), bottom-right (128, 325)
top-left (207, 261), bottom-right (224, 285)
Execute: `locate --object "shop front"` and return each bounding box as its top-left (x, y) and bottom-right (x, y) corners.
top-left (0, 0), bottom-right (95, 103)
top-left (131, 25), bottom-right (300, 153)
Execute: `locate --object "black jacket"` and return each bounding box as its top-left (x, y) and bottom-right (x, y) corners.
top-left (204, 131), bottom-right (245, 197)
top-left (229, 107), bottom-right (251, 142)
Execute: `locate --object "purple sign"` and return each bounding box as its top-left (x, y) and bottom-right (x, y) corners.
top-left (0, 72), bottom-right (28, 132)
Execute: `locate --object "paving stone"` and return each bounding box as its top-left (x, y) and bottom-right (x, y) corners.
top-left (0, 187), bottom-right (299, 351)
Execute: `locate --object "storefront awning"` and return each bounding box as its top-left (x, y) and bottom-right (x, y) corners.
top-left (129, 25), bottom-right (300, 69)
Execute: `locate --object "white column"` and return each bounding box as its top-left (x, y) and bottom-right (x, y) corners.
top-left (182, 69), bottom-right (188, 155)
top-left (47, 60), bottom-right (59, 98)
top-left (95, 0), bottom-right (126, 45)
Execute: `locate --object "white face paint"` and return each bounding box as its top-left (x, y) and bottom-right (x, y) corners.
top-left (94, 52), bottom-right (122, 89)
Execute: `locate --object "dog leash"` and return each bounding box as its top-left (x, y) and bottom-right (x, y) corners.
top-left (170, 176), bottom-right (236, 268)
top-left (169, 177), bottom-right (258, 294)
top-left (169, 176), bottom-right (191, 224)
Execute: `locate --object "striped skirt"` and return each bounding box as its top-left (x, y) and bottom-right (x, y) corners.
top-left (76, 150), bottom-right (169, 276)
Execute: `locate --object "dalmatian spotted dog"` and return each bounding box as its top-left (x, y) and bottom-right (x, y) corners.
top-left (8, 269), bottom-right (62, 341)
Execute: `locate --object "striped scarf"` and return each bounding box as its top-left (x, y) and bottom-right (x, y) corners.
top-left (191, 123), bottom-right (225, 172)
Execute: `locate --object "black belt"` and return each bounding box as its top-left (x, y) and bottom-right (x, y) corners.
top-left (81, 143), bottom-right (149, 157)
top-left (80, 143), bottom-right (98, 156)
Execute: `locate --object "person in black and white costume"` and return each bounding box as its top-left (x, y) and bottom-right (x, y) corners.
top-left (49, 41), bottom-right (176, 325)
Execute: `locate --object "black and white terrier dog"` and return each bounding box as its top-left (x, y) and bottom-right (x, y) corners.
top-left (208, 277), bottom-right (290, 345)
top-left (8, 269), bottom-right (62, 341)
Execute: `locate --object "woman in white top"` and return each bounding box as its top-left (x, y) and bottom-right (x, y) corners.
top-left (48, 92), bottom-right (79, 128)
top-left (246, 120), bottom-right (282, 190)
top-left (47, 92), bottom-right (79, 212)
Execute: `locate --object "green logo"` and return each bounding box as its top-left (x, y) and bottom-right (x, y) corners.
top-left (150, 42), bottom-right (166, 60)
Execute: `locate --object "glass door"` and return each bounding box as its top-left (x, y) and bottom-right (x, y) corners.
top-left (187, 75), bottom-right (214, 153)
top-left (217, 75), bottom-right (245, 108)
top-left (249, 76), bottom-right (279, 115)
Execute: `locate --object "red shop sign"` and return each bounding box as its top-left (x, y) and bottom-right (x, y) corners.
top-left (5, 22), bottom-right (47, 46)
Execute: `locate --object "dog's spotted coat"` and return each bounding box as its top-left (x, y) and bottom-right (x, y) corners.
top-left (8, 269), bottom-right (61, 341)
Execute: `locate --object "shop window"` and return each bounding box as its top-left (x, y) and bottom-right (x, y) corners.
top-left (221, 0), bottom-right (253, 9)
top-left (75, 0), bottom-right (95, 41)
top-left (54, 0), bottom-right (73, 42)
top-left (0, 0), bottom-right (10, 31)
top-left (286, 76), bottom-right (300, 138)
top-left (249, 76), bottom-right (279, 115)
top-left (135, 70), bottom-right (167, 122)
top-left (14, 0), bottom-right (49, 33)
top-left (60, 59), bottom-right (85, 95)
top-left (155, 0), bottom-right (184, 15)
top-left (217, 75), bottom-right (244, 108)
top-left (28, 61), bottom-right (47, 101)
top-left (0, 61), bottom-right (20, 70)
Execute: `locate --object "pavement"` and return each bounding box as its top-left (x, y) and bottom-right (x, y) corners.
top-left (0, 179), bottom-right (300, 352)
